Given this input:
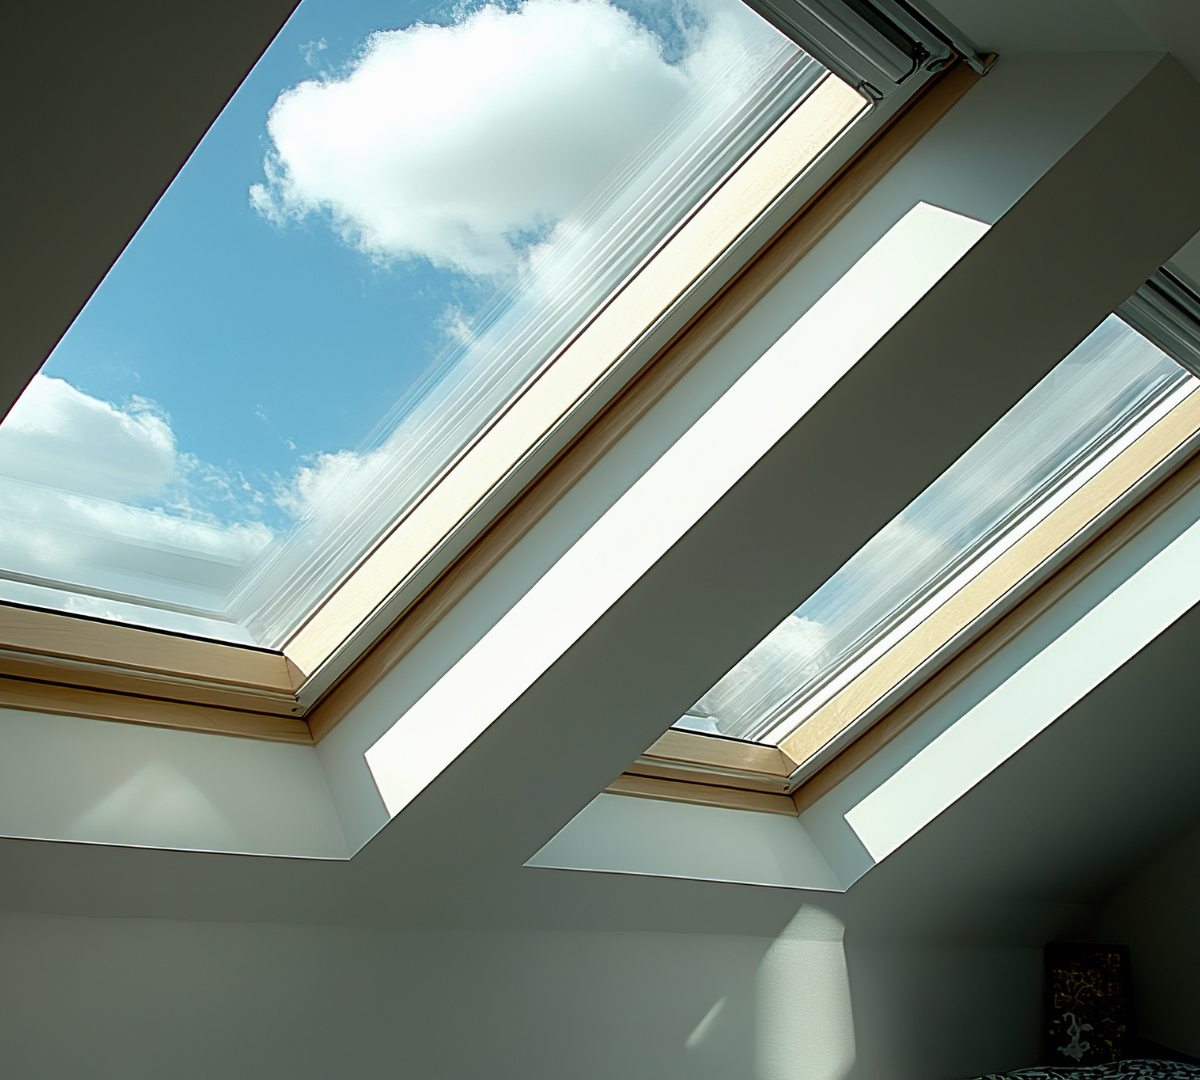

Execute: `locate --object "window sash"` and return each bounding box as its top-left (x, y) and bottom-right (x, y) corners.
top-left (624, 281), bottom-right (1200, 807)
top-left (739, 0), bottom-right (991, 99)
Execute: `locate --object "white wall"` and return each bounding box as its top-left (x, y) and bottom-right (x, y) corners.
top-left (0, 707), bottom-right (347, 857)
top-left (0, 907), bottom-right (1038, 1080)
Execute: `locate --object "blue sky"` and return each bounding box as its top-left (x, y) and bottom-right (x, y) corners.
top-left (0, 0), bottom-right (809, 634)
top-left (43, 0), bottom-right (490, 527)
top-left (37, 0), bottom-right (745, 535)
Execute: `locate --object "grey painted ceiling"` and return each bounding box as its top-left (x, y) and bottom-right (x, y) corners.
top-left (934, 0), bottom-right (1200, 75)
top-left (4, 0), bottom-right (1200, 944)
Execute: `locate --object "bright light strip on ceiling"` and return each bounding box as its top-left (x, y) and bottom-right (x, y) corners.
top-left (843, 479), bottom-right (1200, 862)
top-left (365, 202), bottom-right (990, 818)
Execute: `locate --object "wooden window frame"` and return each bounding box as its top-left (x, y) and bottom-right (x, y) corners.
top-left (0, 62), bottom-right (980, 746)
top-left (614, 359), bottom-right (1200, 816)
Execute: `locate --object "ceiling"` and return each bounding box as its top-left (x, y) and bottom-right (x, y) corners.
top-left (934, 0), bottom-right (1200, 78)
top-left (3, 0), bottom-right (1200, 942)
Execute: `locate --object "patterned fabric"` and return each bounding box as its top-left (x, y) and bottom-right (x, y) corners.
top-left (977, 1061), bottom-right (1200, 1079)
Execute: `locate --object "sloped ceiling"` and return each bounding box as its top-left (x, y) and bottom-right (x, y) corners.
top-left (935, 0), bottom-right (1200, 80)
top-left (3, 0), bottom-right (1200, 944)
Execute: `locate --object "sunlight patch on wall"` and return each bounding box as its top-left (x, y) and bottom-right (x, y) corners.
top-left (756, 906), bottom-right (855, 1080)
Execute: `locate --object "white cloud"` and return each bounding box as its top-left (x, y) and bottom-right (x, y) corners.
top-left (0, 480), bottom-right (272, 565)
top-left (250, 0), bottom-right (693, 276)
top-left (0, 375), bottom-right (176, 500)
top-left (0, 377), bottom-right (273, 611)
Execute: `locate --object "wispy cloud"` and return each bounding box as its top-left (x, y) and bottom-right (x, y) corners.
top-left (686, 615), bottom-right (831, 734)
top-left (300, 37), bottom-right (327, 66)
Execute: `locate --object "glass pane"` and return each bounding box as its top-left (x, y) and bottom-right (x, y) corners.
top-left (0, 0), bottom-right (834, 645)
top-left (676, 315), bottom-right (1196, 742)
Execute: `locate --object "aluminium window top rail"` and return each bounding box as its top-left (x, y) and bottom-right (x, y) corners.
top-left (739, 0), bottom-right (993, 100)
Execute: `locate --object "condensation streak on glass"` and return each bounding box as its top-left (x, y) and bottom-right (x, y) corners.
top-left (0, 0), bottom-right (831, 644)
top-left (676, 315), bottom-right (1197, 743)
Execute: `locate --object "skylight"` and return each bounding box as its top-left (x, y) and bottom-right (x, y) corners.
top-left (0, 0), bottom-right (852, 652)
top-left (674, 312), bottom-right (1200, 757)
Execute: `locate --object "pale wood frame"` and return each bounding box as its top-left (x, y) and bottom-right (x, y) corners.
top-left (0, 62), bottom-right (978, 744)
top-left (615, 384), bottom-right (1200, 815)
